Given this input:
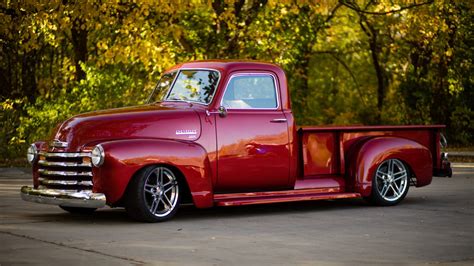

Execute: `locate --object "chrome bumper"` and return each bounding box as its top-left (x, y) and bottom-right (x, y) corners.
top-left (20, 186), bottom-right (106, 208)
top-left (434, 152), bottom-right (452, 177)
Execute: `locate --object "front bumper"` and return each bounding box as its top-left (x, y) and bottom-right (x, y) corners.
top-left (20, 186), bottom-right (106, 208)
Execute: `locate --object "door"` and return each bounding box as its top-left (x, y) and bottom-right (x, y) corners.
top-left (215, 72), bottom-right (290, 192)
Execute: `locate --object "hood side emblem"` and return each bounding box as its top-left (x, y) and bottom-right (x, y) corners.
top-left (176, 130), bottom-right (197, 136)
top-left (50, 139), bottom-right (68, 148)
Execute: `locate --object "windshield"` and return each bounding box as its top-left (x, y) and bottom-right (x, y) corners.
top-left (148, 69), bottom-right (220, 104)
top-left (166, 70), bottom-right (220, 104)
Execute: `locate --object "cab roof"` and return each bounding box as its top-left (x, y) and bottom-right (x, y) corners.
top-left (165, 60), bottom-right (283, 74)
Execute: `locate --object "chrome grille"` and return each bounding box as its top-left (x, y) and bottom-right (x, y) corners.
top-left (38, 152), bottom-right (93, 191)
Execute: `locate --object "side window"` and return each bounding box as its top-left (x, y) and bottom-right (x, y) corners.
top-left (222, 74), bottom-right (278, 109)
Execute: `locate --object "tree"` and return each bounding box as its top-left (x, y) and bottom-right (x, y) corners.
top-left (1, 0), bottom-right (473, 164)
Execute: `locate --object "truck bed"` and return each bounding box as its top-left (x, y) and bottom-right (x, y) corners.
top-left (298, 125), bottom-right (445, 179)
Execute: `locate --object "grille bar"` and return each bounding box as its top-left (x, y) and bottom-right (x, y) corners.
top-left (38, 160), bottom-right (92, 167)
top-left (38, 152), bottom-right (93, 191)
top-left (38, 169), bottom-right (93, 177)
top-left (39, 178), bottom-right (93, 186)
top-left (39, 152), bottom-right (91, 158)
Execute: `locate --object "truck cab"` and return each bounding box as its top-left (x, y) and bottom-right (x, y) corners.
top-left (21, 61), bottom-right (452, 222)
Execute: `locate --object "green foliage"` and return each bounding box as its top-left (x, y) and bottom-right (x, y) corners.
top-left (450, 106), bottom-right (474, 145)
top-left (1, 98), bottom-right (26, 163)
top-left (1, 0), bottom-right (473, 164)
top-left (3, 64), bottom-right (146, 162)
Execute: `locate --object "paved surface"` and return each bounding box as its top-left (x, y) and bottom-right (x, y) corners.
top-left (0, 164), bottom-right (473, 265)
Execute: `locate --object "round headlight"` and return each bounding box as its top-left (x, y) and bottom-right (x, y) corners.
top-left (91, 145), bottom-right (105, 167)
top-left (27, 144), bottom-right (38, 164)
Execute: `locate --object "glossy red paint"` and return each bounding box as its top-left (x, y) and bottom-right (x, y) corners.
top-left (294, 177), bottom-right (345, 191)
top-left (295, 126), bottom-right (438, 198)
top-left (26, 60), bottom-right (450, 211)
top-left (299, 125), bottom-right (443, 184)
top-left (53, 104), bottom-right (202, 152)
top-left (352, 137), bottom-right (433, 196)
top-left (215, 110), bottom-right (290, 191)
top-left (214, 191), bottom-right (361, 206)
top-left (285, 110), bottom-right (299, 186)
top-left (196, 64), bottom-right (292, 192)
top-left (94, 138), bottom-right (214, 207)
top-left (301, 132), bottom-right (336, 176)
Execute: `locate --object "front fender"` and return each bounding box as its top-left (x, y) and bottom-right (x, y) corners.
top-left (91, 139), bottom-right (214, 208)
top-left (350, 137), bottom-right (432, 196)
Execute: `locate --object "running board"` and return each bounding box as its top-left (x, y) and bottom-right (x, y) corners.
top-left (214, 190), bottom-right (361, 207)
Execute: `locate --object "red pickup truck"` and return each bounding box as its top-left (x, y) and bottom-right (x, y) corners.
top-left (21, 61), bottom-right (452, 222)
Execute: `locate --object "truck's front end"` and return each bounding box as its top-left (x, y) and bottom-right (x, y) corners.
top-left (20, 66), bottom-right (220, 221)
top-left (20, 101), bottom-right (203, 212)
top-left (21, 143), bottom-right (107, 209)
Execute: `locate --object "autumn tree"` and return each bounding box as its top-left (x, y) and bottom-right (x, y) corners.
top-left (0, 0), bottom-right (472, 164)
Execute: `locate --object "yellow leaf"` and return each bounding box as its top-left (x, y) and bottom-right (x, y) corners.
top-left (445, 48), bottom-right (453, 57)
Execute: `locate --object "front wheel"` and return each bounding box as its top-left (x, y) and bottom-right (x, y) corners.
top-left (368, 158), bottom-right (409, 206)
top-left (125, 165), bottom-right (181, 222)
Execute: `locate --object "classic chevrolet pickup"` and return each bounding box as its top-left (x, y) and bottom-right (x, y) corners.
top-left (21, 61), bottom-right (452, 222)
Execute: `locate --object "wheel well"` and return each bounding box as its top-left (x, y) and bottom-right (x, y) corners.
top-left (396, 159), bottom-right (417, 186)
top-left (162, 164), bottom-right (193, 204)
top-left (116, 163), bottom-right (194, 207)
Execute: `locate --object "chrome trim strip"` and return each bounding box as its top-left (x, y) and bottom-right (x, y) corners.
top-left (163, 68), bottom-right (222, 106)
top-left (219, 72), bottom-right (281, 110)
top-left (20, 186), bottom-right (106, 208)
top-left (39, 152), bottom-right (91, 158)
top-left (38, 169), bottom-right (93, 177)
top-left (39, 178), bottom-right (93, 186)
top-left (38, 160), bottom-right (92, 167)
top-left (37, 186), bottom-right (78, 192)
top-left (270, 118), bottom-right (287, 123)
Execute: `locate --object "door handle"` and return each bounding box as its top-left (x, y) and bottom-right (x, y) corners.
top-left (270, 118), bottom-right (287, 123)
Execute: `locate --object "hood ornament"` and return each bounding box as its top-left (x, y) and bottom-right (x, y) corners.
top-left (50, 139), bottom-right (68, 148)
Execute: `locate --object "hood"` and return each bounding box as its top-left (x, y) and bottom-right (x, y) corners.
top-left (49, 103), bottom-right (202, 152)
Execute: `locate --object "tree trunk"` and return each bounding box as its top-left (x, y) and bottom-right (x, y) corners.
top-left (369, 35), bottom-right (385, 124)
top-left (360, 17), bottom-right (385, 124)
top-left (71, 18), bottom-right (88, 81)
top-left (21, 50), bottom-right (38, 102)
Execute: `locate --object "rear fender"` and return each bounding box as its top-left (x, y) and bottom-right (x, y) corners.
top-left (348, 137), bottom-right (432, 196)
top-left (91, 139), bottom-right (213, 208)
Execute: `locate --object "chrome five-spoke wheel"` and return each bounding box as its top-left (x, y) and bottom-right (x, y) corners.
top-left (370, 158), bottom-right (409, 206)
top-left (125, 165), bottom-right (181, 222)
top-left (144, 167), bottom-right (179, 218)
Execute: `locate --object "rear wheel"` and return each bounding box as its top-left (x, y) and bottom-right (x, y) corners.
top-left (369, 158), bottom-right (409, 206)
top-left (125, 165), bottom-right (181, 222)
top-left (60, 206), bottom-right (97, 214)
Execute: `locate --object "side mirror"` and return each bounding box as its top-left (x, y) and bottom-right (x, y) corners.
top-left (206, 106), bottom-right (227, 118)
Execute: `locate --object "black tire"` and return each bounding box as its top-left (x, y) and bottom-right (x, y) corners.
top-left (368, 158), bottom-right (410, 206)
top-left (60, 206), bottom-right (97, 214)
top-left (125, 165), bottom-right (181, 222)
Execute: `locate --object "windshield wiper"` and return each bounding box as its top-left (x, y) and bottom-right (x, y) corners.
top-left (166, 97), bottom-right (192, 104)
